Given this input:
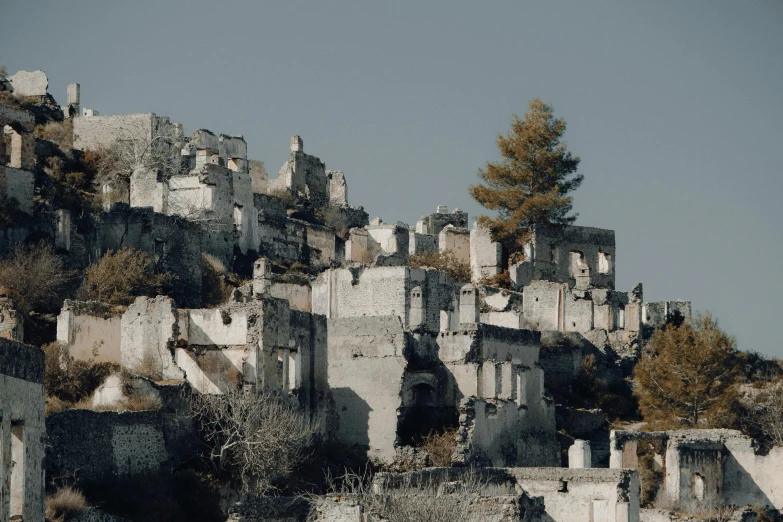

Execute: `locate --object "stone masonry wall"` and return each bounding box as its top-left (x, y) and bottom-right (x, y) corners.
top-left (0, 339), bottom-right (45, 522)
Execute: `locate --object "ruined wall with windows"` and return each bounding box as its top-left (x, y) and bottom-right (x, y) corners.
top-left (0, 339), bottom-right (45, 522)
top-left (611, 429), bottom-right (783, 510)
top-left (0, 105), bottom-right (36, 216)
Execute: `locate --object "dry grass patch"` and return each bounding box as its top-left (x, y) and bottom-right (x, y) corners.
top-left (45, 486), bottom-right (88, 521)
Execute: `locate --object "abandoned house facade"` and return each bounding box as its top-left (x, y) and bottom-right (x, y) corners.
top-left (0, 339), bottom-right (45, 522)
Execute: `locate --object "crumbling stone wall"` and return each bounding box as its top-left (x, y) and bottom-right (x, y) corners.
top-left (93, 206), bottom-right (202, 307)
top-left (1, 104), bottom-right (36, 215)
top-left (509, 468), bottom-right (640, 522)
top-left (266, 138), bottom-right (331, 207)
top-left (73, 113), bottom-right (175, 152)
top-left (313, 266), bottom-right (456, 332)
top-left (415, 206), bottom-right (468, 236)
top-left (45, 406), bottom-right (196, 482)
top-left (642, 300), bottom-right (692, 328)
top-left (0, 339), bottom-right (45, 522)
top-left (511, 225), bottom-right (616, 290)
top-left (611, 429), bottom-right (783, 510)
top-left (326, 316), bottom-right (410, 461)
top-left (439, 225), bottom-right (470, 264)
top-left (455, 397), bottom-right (559, 467)
top-left (326, 170), bottom-right (348, 205)
top-left (0, 167), bottom-right (34, 214)
top-left (470, 221), bottom-right (502, 282)
top-left (57, 300), bottom-right (123, 364)
top-left (372, 467), bottom-right (640, 522)
top-left (522, 280), bottom-right (634, 336)
top-left (366, 220), bottom-right (410, 263)
top-left (121, 296), bottom-right (184, 380)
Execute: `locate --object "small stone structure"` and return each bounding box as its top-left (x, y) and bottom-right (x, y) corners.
top-left (0, 339), bottom-right (45, 522)
top-left (569, 440), bottom-right (592, 468)
top-left (370, 467), bottom-right (640, 522)
top-left (611, 429), bottom-right (783, 510)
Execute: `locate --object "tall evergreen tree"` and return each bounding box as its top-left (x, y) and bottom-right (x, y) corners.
top-left (470, 98), bottom-right (583, 258)
top-left (634, 314), bottom-right (739, 429)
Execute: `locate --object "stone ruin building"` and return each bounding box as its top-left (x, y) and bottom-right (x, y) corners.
top-left (0, 339), bottom-right (45, 522)
top-left (1, 69), bottom-right (780, 522)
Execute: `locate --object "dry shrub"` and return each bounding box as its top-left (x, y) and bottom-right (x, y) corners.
top-left (0, 241), bottom-right (77, 314)
top-left (46, 396), bottom-right (72, 416)
top-left (417, 428), bottom-right (458, 467)
top-left (409, 250), bottom-right (471, 283)
top-left (191, 389), bottom-right (317, 495)
top-left (201, 254), bottom-right (231, 307)
top-left (122, 394), bottom-right (163, 412)
top-left (480, 269), bottom-right (513, 289)
top-left (78, 248), bottom-right (173, 306)
top-left (35, 118), bottom-right (73, 150)
top-left (43, 342), bottom-right (119, 408)
top-left (318, 469), bottom-right (489, 522)
top-left (45, 486), bottom-right (88, 521)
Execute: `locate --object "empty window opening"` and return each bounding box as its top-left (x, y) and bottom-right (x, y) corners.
top-left (516, 371), bottom-right (528, 407)
top-left (10, 421), bottom-right (25, 518)
top-left (569, 251), bottom-right (586, 278)
top-left (549, 243), bottom-right (559, 265)
top-left (691, 473), bottom-right (705, 501)
top-left (598, 252), bottom-right (612, 274)
top-left (410, 383), bottom-right (436, 407)
top-left (277, 348), bottom-right (297, 392)
top-left (618, 306), bottom-right (626, 330)
top-left (4, 125), bottom-right (23, 168)
top-left (558, 480), bottom-right (568, 493)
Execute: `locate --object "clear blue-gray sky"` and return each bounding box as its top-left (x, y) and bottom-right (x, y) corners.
top-left (1, 1), bottom-right (782, 357)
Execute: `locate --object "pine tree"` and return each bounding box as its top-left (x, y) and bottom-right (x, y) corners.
top-left (470, 98), bottom-right (583, 257)
top-left (633, 314), bottom-right (739, 429)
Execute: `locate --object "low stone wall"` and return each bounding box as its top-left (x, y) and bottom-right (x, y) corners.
top-left (373, 467), bottom-right (639, 522)
top-left (46, 404), bottom-right (195, 483)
